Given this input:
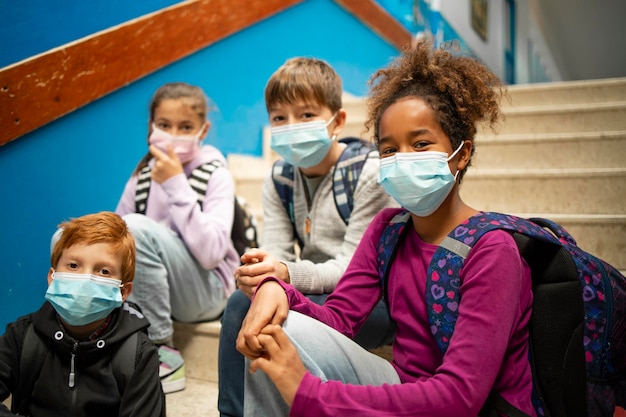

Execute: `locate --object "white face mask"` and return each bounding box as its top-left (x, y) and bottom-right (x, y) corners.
top-left (269, 114), bottom-right (337, 168)
top-left (148, 125), bottom-right (203, 163)
top-left (377, 142), bottom-right (464, 217)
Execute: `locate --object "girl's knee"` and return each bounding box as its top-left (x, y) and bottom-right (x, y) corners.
top-left (121, 213), bottom-right (162, 244)
top-left (121, 213), bottom-right (153, 231)
top-left (283, 311), bottom-right (319, 342)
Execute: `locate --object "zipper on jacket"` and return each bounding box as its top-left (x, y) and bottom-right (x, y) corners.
top-left (68, 341), bottom-right (78, 388)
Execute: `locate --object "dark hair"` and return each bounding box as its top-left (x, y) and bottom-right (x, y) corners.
top-left (265, 57), bottom-right (343, 113)
top-left (365, 38), bottom-right (506, 181)
top-left (134, 82), bottom-right (211, 174)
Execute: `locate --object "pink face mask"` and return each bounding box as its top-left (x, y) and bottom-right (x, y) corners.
top-left (149, 125), bottom-right (203, 163)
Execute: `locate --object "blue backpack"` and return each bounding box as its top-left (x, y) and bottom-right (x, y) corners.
top-left (377, 210), bottom-right (626, 417)
top-left (272, 137), bottom-right (375, 247)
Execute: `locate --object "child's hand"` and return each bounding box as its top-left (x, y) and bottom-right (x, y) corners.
top-left (250, 323), bottom-right (306, 407)
top-left (236, 249), bottom-right (290, 297)
top-left (149, 144), bottom-right (184, 183)
top-left (236, 281), bottom-right (289, 359)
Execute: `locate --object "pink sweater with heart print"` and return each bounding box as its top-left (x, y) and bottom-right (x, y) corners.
top-left (274, 207), bottom-right (535, 417)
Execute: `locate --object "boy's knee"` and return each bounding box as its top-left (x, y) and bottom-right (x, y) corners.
top-left (223, 290), bottom-right (251, 324)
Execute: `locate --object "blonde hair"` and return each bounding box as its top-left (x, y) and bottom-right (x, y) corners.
top-left (265, 57), bottom-right (343, 113)
top-left (51, 212), bottom-right (136, 285)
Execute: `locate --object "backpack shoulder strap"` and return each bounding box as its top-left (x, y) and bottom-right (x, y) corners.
top-left (272, 159), bottom-right (302, 247)
top-left (271, 159), bottom-right (295, 224)
top-left (110, 331), bottom-right (139, 393)
top-left (14, 322), bottom-right (47, 413)
top-left (427, 212), bottom-right (561, 353)
top-left (189, 161), bottom-right (222, 206)
top-left (377, 210), bottom-right (412, 304)
top-left (134, 166), bottom-right (153, 214)
top-left (135, 161), bottom-right (222, 214)
top-left (332, 137), bottom-right (375, 225)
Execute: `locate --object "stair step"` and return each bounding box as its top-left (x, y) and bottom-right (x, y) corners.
top-left (166, 377), bottom-right (219, 417)
top-left (461, 168), bottom-right (626, 214)
top-left (488, 102), bottom-right (626, 135)
top-left (505, 78), bottom-right (626, 107)
top-left (343, 102), bottom-right (626, 138)
top-left (173, 321), bottom-right (221, 383)
top-left (473, 130), bottom-right (626, 169)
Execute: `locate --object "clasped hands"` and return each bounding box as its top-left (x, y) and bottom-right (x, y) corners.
top-left (234, 248), bottom-right (290, 298)
top-left (235, 250), bottom-right (307, 406)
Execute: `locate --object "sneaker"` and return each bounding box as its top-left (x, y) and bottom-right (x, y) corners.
top-left (158, 345), bottom-right (186, 394)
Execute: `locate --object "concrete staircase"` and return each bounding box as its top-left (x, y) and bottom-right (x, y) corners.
top-left (342, 78), bottom-right (626, 272)
top-left (167, 77), bottom-right (626, 416)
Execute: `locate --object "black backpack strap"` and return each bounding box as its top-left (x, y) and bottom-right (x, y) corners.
top-left (14, 323), bottom-right (47, 414)
top-left (332, 137), bottom-right (375, 225)
top-left (134, 166), bottom-right (153, 214)
top-left (110, 331), bottom-right (139, 393)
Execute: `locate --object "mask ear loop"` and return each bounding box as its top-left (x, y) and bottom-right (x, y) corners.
top-left (447, 141), bottom-right (466, 179)
top-left (446, 141), bottom-right (465, 161)
top-left (326, 112), bottom-right (339, 141)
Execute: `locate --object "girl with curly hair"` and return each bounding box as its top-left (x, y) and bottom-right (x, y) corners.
top-left (235, 39), bottom-right (534, 417)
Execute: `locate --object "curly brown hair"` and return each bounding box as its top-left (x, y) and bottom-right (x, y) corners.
top-left (365, 38), bottom-right (506, 181)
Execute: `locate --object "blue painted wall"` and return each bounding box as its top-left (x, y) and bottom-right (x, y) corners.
top-left (0, 0), bottom-right (399, 328)
top-left (0, 0), bottom-right (182, 68)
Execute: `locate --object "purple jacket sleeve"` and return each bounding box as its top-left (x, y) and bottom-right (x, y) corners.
top-left (265, 209), bottom-right (535, 417)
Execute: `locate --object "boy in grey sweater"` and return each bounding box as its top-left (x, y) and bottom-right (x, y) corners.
top-left (217, 57), bottom-right (397, 417)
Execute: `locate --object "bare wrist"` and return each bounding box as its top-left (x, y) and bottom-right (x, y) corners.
top-left (280, 262), bottom-right (290, 284)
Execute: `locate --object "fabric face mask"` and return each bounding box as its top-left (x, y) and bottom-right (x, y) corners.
top-left (377, 142), bottom-right (464, 217)
top-left (149, 125), bottom-right (203, 163)
top-left (270, 114), bottom-right (337, 168)
top-left (45, 271), bottom-right (123, 326)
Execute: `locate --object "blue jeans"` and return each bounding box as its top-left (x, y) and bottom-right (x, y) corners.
top-left (217, 289), bottom-right (395, 417)
top-left (243, 311), bottom-right (400, 416)
top-left (122, 214), bottom-right (227, 341)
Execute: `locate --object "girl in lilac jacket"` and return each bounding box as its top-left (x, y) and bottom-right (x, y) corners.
top-left (115, 82), bottom-right (238, 393)
top-left (236, 39), bottom-right (535, 417)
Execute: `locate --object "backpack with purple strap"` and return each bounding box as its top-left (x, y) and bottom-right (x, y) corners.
top-left (377, 209), bottom-right (626, 417)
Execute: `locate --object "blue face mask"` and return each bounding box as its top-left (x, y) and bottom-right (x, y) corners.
top-left (45, 271), bottom-right (123, 327)
top-left (377, 143), bottom-right (464, 217)
top-left (270, 115), bottom-right (337, 168)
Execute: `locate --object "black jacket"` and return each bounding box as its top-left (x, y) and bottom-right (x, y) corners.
top-left (0, 302), bottom-right (165, 417)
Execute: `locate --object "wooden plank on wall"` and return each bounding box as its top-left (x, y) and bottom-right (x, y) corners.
top-left (0, 0), bottom-right (302, 147)
top-left (333, 0), bottom-right (412, 50)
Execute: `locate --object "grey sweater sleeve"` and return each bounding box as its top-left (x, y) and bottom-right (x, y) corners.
top-left (280, 153), bottom-right (397, 294)
top-left (260, 170), bottom-right (299, 262)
